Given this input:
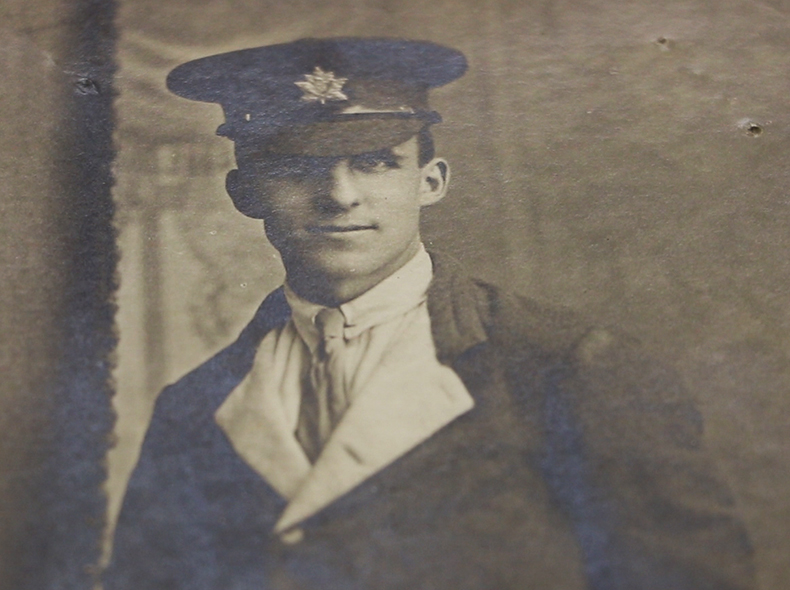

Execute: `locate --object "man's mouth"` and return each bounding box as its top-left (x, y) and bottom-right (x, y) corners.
top-left (306, 224), bottom-right (378, 234)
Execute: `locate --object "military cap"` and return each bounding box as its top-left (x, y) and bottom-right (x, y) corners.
top-left (166, 37), bottom-right (467, 156)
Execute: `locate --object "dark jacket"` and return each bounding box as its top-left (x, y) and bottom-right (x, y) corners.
top-left (105, 254), bottom-right (755, 590)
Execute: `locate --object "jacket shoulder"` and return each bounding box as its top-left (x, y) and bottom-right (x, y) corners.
top-left (460, 278), bottom-right (755, 588)
top-left (427, 251), bottom-right (597, 363)
top-left (460, 274), bottom-right (654, 375)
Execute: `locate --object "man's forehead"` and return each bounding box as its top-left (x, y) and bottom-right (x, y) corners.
top-left (167, 38), bottom-right (466, 157)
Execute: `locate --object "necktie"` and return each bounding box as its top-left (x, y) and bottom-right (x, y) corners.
top-left (296, 307), bottom-right (348, 463)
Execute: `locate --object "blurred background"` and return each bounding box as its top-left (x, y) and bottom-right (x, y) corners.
top-left (109, 0), bottom-right (790, 587)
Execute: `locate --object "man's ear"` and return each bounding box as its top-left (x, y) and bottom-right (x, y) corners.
top-left (419, 158), bottom-right (450, 207)
top-left (226, 169), bottom-right (266, 219)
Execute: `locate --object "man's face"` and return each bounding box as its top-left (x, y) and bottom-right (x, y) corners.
top-left (235, 136), bottom-right (446, 293)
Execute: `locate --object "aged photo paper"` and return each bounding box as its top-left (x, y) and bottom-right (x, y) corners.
top-left (3, 0), bottom-right (790, 589)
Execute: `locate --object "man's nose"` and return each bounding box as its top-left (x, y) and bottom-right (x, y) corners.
top-left (315, 161), bottom-right (360, 213)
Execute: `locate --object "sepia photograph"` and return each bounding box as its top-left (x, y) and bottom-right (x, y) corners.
top-left (2, 1), bottom-right (790, 589)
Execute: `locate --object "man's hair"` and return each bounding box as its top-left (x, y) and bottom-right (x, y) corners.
top-left (417, 126), bottom-right (435, 167)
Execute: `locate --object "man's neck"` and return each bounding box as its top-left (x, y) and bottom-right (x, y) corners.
top-left (284, 242), bottom-right (422, 307)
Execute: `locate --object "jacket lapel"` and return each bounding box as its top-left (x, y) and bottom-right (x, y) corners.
top-left (214, 289), bottom-right (313, 500)
top-left (274, 318), bottom-right (474, 532)
top-left (214, 331), bottom-right (312, 500)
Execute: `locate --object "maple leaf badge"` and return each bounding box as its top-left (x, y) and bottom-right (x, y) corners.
top-left (295, 67), bottom-right (349, 104)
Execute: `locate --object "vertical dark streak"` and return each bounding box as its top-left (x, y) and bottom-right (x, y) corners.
top-left (40, 0), bottom-right (118, 587)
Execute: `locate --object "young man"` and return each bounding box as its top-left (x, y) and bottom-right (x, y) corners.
top-left (105, 38), bottom-right (755, 590)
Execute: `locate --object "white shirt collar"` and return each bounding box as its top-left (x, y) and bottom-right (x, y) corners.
top-left (284, 245), bottom-right (433, 353)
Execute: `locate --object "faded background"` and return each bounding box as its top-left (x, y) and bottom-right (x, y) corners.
top-left (110, 1), bottom-right (790, 587)
top-left (3, 0), bottom-right (789, 588)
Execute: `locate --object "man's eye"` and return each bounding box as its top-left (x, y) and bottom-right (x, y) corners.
top-left (349, 152), bottom-right (400, 172)
top-left (258, 156), bottom-right (327, 178)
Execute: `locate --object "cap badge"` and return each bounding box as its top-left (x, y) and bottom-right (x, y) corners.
top-left (295, 67), bottom-right (349, 104)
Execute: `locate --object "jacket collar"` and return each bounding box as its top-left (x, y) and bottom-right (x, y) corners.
top-left (425, 251), bottom-right (490, 365)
